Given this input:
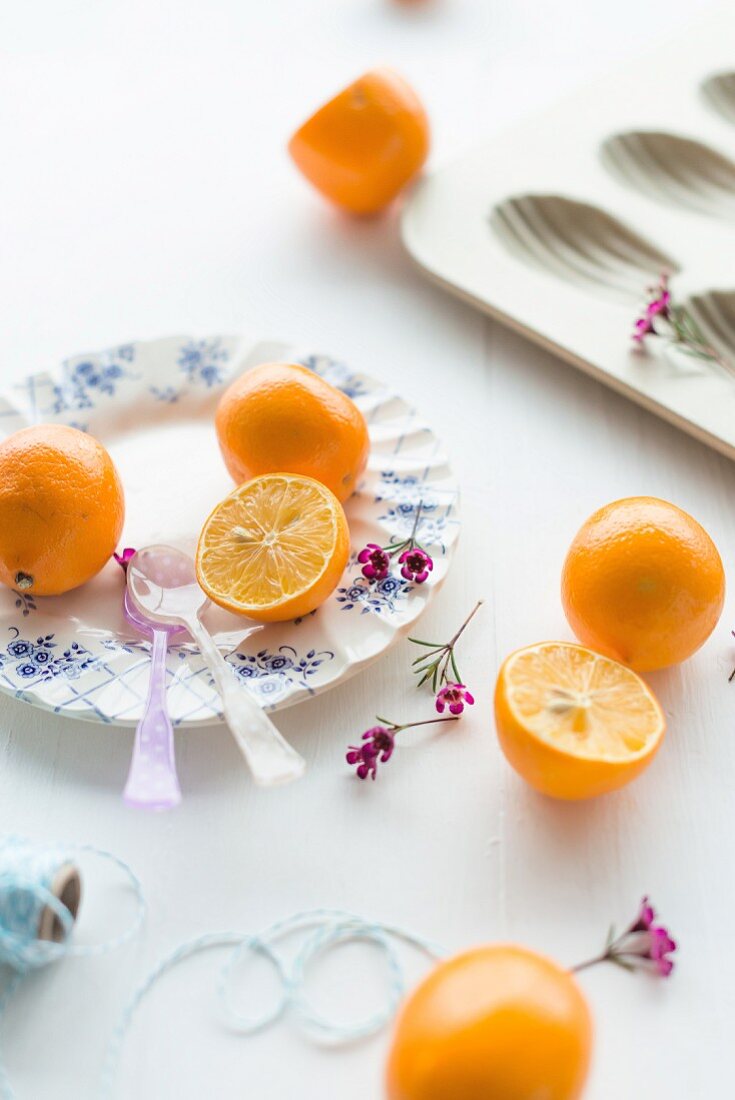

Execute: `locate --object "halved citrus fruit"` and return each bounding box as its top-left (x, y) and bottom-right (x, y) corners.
top-left (494, 641), bottom-right (665, 800)
top-left (196, 473), bottom-right (349, 623)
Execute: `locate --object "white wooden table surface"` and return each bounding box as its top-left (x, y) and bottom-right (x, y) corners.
top-left (1, 2), bottom-right (732, 1096)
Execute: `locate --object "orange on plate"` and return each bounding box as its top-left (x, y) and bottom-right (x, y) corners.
top-left (0, 424), bottom-right (124, 596)
top-left (196, 473), bottom-right (349, 622)
top-left (215, 361), bottom-right (369, 503)
top-left (386, 944), bottom-right (592, 1100)
top-left (561, 496), bottom-right (725, 671)
top-left (288, 68), bottom-right (430, 214)
top-left (494, 641), bottom-right (665, 800)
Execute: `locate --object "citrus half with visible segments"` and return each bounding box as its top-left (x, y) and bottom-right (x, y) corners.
top-left (215, 362), bottom-right (370, 503)
top-left (195, 473), bottom-right (350, 623)
top-left (386, 944), bottom-right (593, 1100)
top-left (494, 641), bottom-right (665, 800)
top-left (0, 424), bottom-right (124, 596)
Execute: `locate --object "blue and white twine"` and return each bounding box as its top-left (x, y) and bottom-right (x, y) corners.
top-left (2, 837), bottom-right (443, 1097)
top-left (0, 834), bottom-right (146, 1100)
top-left (101, 908), bottom-right (444, 1097)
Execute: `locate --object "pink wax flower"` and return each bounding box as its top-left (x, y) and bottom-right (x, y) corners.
top-left (633, 274), bottom-right (672, 343)
top-left (346, 714), bottom-right (458, 781)
top-left (410, 600), bottom-right (482, 712)
top-left (572, 896), bottom-right (677, 978)
top-left (355, 500), bottom-right (433, 586)
top-left (632, 271), bottom-right (733, 378)
top-left (113, 548), bottom-right (136, 575)
top-left (346, 726), bottom-right (395, 780)
top-left (398, 546), bottom-right (433, 584)
top-left (358, 544), bottom-right (391, 582)
top-left (435, 682), bottom-right (475, 715)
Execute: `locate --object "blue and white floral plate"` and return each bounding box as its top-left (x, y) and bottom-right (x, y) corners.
top-left (0, 336), bottom-right (460, 727)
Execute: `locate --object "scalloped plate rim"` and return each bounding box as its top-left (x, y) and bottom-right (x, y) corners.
top-left (0, 334), bottom-right (460, 729)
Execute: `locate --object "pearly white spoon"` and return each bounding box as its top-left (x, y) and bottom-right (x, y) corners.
top-left (126, 545), bottom-right (305, 787)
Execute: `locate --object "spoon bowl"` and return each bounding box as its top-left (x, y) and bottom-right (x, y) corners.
top-left (128, 545), bottom-right (205, 624)
top-left (127, 545), bottom-right (305, 787)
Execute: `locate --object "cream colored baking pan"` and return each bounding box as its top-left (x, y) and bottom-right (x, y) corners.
top-left (402, 5), bottom-right (735, 459)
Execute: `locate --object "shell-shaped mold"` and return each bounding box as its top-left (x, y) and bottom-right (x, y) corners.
top-left (601, 131), bottom-right (735, 219)
top-left (684, 289), bottom-right (735, 368)
top-left (701, 71), bottom-right (735, 125)
top-left (490, 193), bottom-right (679, 301)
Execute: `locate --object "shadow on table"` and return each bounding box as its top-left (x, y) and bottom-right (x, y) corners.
top-left (0, 689), bottom-right (327, 802)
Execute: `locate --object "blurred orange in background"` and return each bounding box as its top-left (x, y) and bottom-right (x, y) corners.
top-left (386, 944), bottom-right (593, 1099)
top-left (288, 68), bottom-right (429, 214)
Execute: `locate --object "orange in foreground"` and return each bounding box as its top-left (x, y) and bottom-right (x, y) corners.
top-left (288, 68), bottom-right (430, 214)
top-left (386, 944), bottom-right (592, 1100)
top-left (0, 424), bottom-right (124, 596)
top-left (494, 641), bottom-right (665, 800)
top-left (562, 496), bottom-right (725, 671)
top-left (196, 473), bottom-right (349, 622)
top-left (216, 361), bottom-right (369, 503)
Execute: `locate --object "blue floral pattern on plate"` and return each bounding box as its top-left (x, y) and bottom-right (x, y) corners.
top-left (177, 338), bottom-right (229, 388)
top-left (226, 645), bottom-right (336, 702)
top-left (50, 346), bottom-right (137, 415)
top-left (1, 631), bottom-right (100, 684)
top-left (336, 576), bottom-right (413, 615)
top-left (0, 334), bottom-right (459, 726)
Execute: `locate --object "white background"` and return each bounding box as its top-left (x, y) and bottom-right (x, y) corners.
top-left (1, 1), bottom-right (733, 1096)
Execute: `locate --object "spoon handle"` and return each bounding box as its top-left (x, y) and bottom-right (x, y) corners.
top-left (124, 628), bottom-right (182, 810)
top-left (185, 614), bottom-right (305, 786)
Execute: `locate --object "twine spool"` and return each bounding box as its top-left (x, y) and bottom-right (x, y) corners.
top-left (0, 835), bottom-right (145, 1100)
top-left (0, 836), bottom-right (83, 973)
top-left (36, 864), bottom-right (82, 947)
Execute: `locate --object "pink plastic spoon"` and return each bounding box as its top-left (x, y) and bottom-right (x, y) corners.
top-left (123, 588), bottom-right (184, 810)
top-left (127, 545), bottom-right (305, 787)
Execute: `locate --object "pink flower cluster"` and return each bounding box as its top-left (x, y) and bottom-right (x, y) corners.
top-left (356, 502), bottom-right (434, 587)
top-left (614, 896), bottom-right (677, 977)
top-left (346, 726), bottom-right (396, 781)
top-left (573, 896), bottom-right (677, 979)
top-left (357, 541), bottom-right (433, 585)
top-left (633, 274), bottom-right (671, 343)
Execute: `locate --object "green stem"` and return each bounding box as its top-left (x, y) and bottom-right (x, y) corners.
top-left (569, 951), bottom-right (610, 974)
top-left (397, 716), bottom-right (460, 733)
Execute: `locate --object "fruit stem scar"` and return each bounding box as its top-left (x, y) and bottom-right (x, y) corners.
top-left (14, 572), bottom-right (34, 591)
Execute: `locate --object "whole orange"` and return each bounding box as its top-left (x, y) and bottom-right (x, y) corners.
top-left (288, 68), bottom-right (430, 214)
top-left (0, 424), bottom-right (124, 596)
top-left (386, 945), bottom-right (592, 1100)
top-left (561, 496), bottom-right (725, 671)
top-left (215, 362), bottom-right (369, 503)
